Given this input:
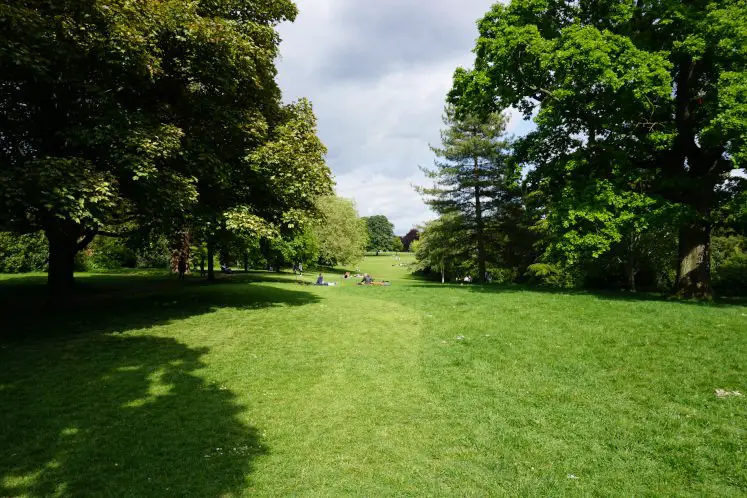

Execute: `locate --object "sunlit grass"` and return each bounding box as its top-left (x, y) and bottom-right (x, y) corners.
top-left (1, 254), bottom-right (745, 496)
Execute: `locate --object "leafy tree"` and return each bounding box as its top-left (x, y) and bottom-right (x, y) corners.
top-left (312, 196), bottom-right (367, 266)
top-left (451, 0), bottom-right (747, 298)
top-left (417, 106), bottom-right (517, 283)
top-left (261, 227), bottom-right (319, 272)
top-left (400, 228), bottom-right (420, 252)
top-left (0, 0), bottom-right (315, 296)
top-left (391, 236), bottom-right (404, 253)
top-left (414, 214), bottom-right (473, 283)
top-left (216, 98), bottom-right (333, 279)
top-left (363, 215), bottom-right (395, 254)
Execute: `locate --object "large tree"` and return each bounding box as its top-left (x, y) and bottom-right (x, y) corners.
top-left (417, 106), bottom-right (517, 283)
top-left (363, 215), bottom-right (395, 254)
top-left (0, 0), bottom-right (330, 295)
top-left (451, 0), bottom-right (747, 298)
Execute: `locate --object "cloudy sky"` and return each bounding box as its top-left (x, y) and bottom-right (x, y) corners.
top-left (275, 0), bottom-right (534, 234)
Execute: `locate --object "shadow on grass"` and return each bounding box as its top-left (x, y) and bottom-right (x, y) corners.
top-left (407, 281), bottom-right (747, 307)
top-left (0, 272), bottom-right (321, 342)
top-left (0, 335), bottom-right (263, 497)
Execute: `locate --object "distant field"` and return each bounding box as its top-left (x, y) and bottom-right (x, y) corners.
top-left (1, 254), bottom-right (745, 496)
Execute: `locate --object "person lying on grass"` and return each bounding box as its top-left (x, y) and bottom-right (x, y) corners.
top-left (358, 274), bottom-right (390, 286)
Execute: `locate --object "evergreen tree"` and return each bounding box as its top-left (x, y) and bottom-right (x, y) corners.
top-left (417, 106), bottom-right (517, 283)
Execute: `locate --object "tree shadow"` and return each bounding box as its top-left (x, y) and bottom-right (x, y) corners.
top-left (0, 335), bottom-right (263, 497)
top-left (408, 281), bottom-right (747, 307)
top-left (0, 273), bottom-right (321, 342)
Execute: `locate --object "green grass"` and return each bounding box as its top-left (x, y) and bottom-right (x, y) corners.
top-left (1, 254), bottom-right (746, 496)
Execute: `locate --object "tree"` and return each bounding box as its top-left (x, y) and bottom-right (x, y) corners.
top-left (391, 236), bottom-right (404, 253)
top-left (400, 228), bottom-right (420, 252)
top-left (417, 106), bottom-right (517, 283)
top-left (221, 98), bottom-right (333, 278)
top-left (312, 196), bottom-right (367, 266)
top-left (0, 0), bottom-right (319, 296)
top-left (260, 226), bottom-right (319, 271)
top-left (363, 215), bottom-right (395, 254)
top-left (451, 0), bottom-right (747, 298)
top-left (414, 214), bottom-right (473, 283)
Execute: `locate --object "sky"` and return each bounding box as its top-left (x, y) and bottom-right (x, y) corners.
top-left (275, 0), bottom-right (535, 235)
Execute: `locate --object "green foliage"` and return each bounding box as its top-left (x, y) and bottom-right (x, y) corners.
top-left (363, 215), bottom-right (394, 253)
top-left (525, 263), bottom-right (578, 289)
top-left (713, 254), bottom-right (747, 296)
top-left (390, 236), bottom-right (404, 253)
top-left (0, 0), bottom-right (334, 290)
top-left (0, 232), bottom-right (48, 273)
top-left (417, 106), bottom-right (517, 281)
top-left (136, 236), bottom-right (171, 270)
top-left (312, 196), bottom-right (367, 266)
top-left (452, 0), bottom-right (747, 298)
top-left (712, 235), bottom-right (747, 295)
top-left (262, 227), bottom-right (320, 270)
top-left (86, 237), bottom-right (137, 270)
top-left (414, 214), bottom-right (474, 282)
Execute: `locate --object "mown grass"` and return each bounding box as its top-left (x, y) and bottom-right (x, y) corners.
top-left (1, 255), bottom-right (745, 496)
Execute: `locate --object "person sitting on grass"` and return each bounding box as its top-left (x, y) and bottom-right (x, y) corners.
top-left (315, 273), bottom-right (337, 286)
top-left (360, 273), bottom-right (373, 285)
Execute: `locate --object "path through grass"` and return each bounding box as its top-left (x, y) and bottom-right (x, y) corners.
top-left (1, 255), bottom-right (745, 496)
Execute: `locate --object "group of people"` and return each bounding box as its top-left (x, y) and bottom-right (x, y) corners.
top-left (313, 272), bottom-right (388, 286)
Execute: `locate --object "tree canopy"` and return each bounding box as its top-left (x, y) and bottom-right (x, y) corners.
top-left (450, 0), bottom-right (747, 298)
top-left (363, 215), bottom-right (395, 253)
top-left (417, 105), bottom-right (517, 282)
top-left (0, 0), bottom-right (333, 294)
top-left (312, 196), bottom-right (367, 266)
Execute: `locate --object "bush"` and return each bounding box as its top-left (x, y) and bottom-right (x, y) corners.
top-left (525, 263), bottom-right (578, 288)
top-left (87, 237), bottom-right (138, 270)
top-left (714, 253), bottom-right (747, 296)
top-left (485, 265), bottom-right (518, 284)
top-left (137, 236), bottom-right (171, 269)
top-left (0, 231), bottom-right (48, 273)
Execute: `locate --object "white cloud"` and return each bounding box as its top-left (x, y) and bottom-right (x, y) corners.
top-left (275, 0), bottom-right (530, 233)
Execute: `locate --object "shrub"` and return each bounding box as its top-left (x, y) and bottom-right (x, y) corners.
top-left (714, 253), bottom-right (747, 296)
top-left (87, 237), bottom-right (138, 270)
top-left (137, 236), bottom-right (171, 269)
top-left (525, 263), bottom-right (578, 288)
top-left (0, 231), bottom-right (48, 273)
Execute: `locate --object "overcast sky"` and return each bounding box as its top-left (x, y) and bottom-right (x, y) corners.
top-left (275, 0), bottom-right (534, 234)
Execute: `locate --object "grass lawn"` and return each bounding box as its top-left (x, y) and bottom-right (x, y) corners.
top-left (1, 254), bottom-right (746, 496)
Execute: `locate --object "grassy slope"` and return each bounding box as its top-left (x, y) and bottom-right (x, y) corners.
top-left (0, 255), bottom-right (745, 496)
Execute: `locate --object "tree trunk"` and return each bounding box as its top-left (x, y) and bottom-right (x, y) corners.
top-left (625, 235), bottom-right (637, 293)
top-left (441, 263), bottom-right (445, 284)
top-left (474, 156), bottom-right (486, 283)
top-left (207, 236), bottom-right (215, 281)
top-left (675, 222), bottom-right (711, 299)
top-left (626, 264), bottom-right (637, 293)
top-left (244, 252), bottom-right (249, 273)
top-left (46, 227), bottom-right (77, 295)
top-left (44, 219), bottom-right (93, 300)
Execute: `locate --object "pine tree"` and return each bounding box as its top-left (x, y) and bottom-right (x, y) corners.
top-left (417, 106), bottom-right (517, 283)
